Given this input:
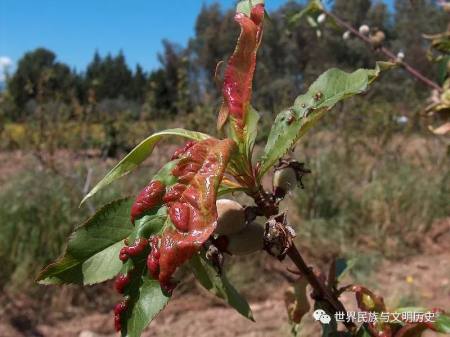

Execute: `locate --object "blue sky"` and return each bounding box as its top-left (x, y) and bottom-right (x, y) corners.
top-left (0, 0), bottom-right (394, 78)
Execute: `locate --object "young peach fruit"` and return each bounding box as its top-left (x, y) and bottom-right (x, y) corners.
top-left (214, 199), bottom-right (246, 235)
top-left (227, 222), bottom-right (264, 255)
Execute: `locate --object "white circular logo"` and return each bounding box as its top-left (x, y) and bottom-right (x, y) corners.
top-left (313, 309), bottom-right (331, 324)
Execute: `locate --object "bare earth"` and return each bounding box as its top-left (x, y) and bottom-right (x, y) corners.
top-left (1, 251), bottom-right (448, 337)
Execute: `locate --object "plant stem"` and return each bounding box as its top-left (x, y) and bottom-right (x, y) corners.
top-left (251, 189), bottom-right (357, 333)
top-left (287, 243), bottom-right (357, 332)
top-left (323, 9), bottom-right (443, 93)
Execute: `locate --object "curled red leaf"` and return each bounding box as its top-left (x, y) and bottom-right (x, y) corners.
top-left (130, 180), bottom-right (166, 224)
top-left (158, 138), bottom-right (236, 286)
top-left (169, 202), bottom-right (190, 232)
top-left (147, 237), bottom-right (161, 280)
top-left (163, 183), bottom-right (186, 203)
top-left (221, 4), bottom-right (264, 132)
top-left (171, 140), bottom-right (197, 160)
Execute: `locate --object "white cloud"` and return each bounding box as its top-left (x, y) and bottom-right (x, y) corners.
top-left (0, 56), bottom-right (13, 81)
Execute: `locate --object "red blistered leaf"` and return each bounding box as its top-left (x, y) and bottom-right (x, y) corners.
top-left (158, 138), bottom-right (236, 286)
top-left (221, 4), bottom-right (264, 133)
top-left (130, 180), bottom-right (166, 223)
top-left (163, 183), bottom-right (186, 203)
top-left (168, 202), bottom-right (190, 232)
top-left (171, 140), bottom-right (197, 160)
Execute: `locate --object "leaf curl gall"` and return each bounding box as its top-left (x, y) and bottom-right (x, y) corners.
top-left (114, 273), bottom-right (131, 294)
top-left (130, 180), bottom-right (165, 223)
top-left (113, 299), bottom-right (128, 332)
top-left (171, 140), bottom-right (197, 160)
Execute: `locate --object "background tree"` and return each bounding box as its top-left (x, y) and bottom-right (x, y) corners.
top-left (8, 48), bottom-right (75, 115)
top-left (84, 51), bottom-right (133, 101)
top-left (130, 64), bottom-right (147, 103)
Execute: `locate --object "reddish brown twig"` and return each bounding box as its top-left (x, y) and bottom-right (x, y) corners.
top-left (250, 188), bottom-right (357, 333)
top-left (324, 9), bottom-right (443, 93)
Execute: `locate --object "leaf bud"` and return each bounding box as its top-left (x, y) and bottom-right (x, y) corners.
top-left (342, 30), bottom-right (351, 40)
top-left (317, 13), bottom-right (326, 24)
top-left (358, 24), bottom-right (370, 35)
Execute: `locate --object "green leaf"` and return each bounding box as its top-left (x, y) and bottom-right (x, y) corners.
top-left (258, 63), bottom-right (387, 177)
top-left (289, 0), bottom-right (324, 26)
top-left (81, 128), bottom-right (210, 205)
top-left (437, 55), bottom-right (450, 84)
top-left (334, 258), bottom-right (348, 279)
top-left (335, 257), bottom-right (355, 282)
top-left (244, 106), bottom-right (260, 160)
top-left (124, 278), bottom-right (170, 337)
top-left (434, 312), bottom-right (450, 334)
top-left (227, 105), bottom-right (260, 162)
top-left (37, 198), bottom-right (133, 285)
top-left (218, 184), bottom-right (246, 197)
top-left (236, 0), bottom-right (264, 17)
top-left (189, 253), bottom-right (254, 321)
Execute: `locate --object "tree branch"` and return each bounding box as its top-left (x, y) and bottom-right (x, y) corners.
top-left (250, 188), bottom-right (357, 333)
top-left (323, 9), bottom-right (443, 93)
top-left (287, 243), bottom-right (357, 332)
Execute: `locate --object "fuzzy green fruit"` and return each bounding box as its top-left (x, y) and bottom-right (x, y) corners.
top-left (273, 167), bottom-right (298, 195)
top-left (215, 199), bottom-right (246, 235)
top-left (227, 222), bottom-right (264, 255)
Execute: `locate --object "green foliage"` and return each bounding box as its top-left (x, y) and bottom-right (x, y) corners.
top-left (289, 0), bottom-right (323, 24)
top-left (435, 313), bottom-right (450, 334)
top-left (189, 253), bottom-right (254, 320)
top-left (236, 0), bottom-right (265, 17)
top-left (36, 198), bottom-right (133, 285)
top-left (85, 51), bottom-right (134, 101)
top-left (123, 278), bottom-right (170, 337)
top-left (8, 48), bottom-right (76, 111)
top-left (0, 169), bottom-right (88, 289)
top-left (226, 106), bottom-right (260, 168)
top-left (259, 63), bottom-right (385, 177)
